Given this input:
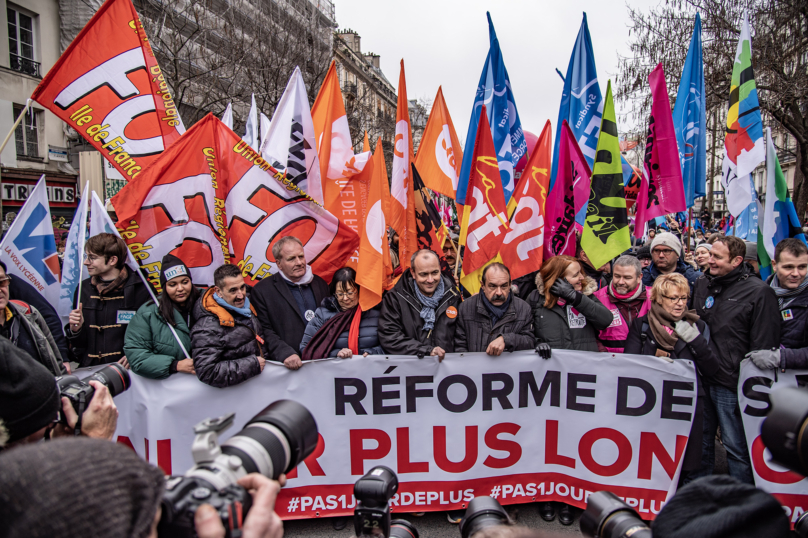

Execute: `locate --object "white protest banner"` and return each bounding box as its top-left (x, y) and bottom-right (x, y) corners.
top-left (110, 350), bottom-right (697, 520)
top-left (739, 359), bottom-right (808, 524)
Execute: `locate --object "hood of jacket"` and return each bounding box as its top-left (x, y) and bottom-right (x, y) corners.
top-left (534, 271), bottom-right (598, 297)
top-left (199, 287), bottom-right (257, 327)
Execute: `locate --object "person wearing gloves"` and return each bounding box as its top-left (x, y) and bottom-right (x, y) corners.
top-left (526, 254), bottom-right (612, 525)
top-left (299, 267), bottom-right (383, 360)
top-left (624, 273), bottom-right (720, 484)
top-left (749, 238), bottom-right (808, 371)
top-left (124, 254), bottom-right (199, 379)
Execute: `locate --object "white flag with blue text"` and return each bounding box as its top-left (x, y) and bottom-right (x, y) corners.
top-left (57, 182), bottom-right (89, 325)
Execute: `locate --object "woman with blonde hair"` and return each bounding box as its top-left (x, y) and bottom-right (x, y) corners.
top-left (624, 273), bottom-right (719, 484)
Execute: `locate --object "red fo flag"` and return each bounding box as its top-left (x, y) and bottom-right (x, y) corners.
top-left (32, 0), bottom-right (185, 181)
top-left (112, 114), bottom-right (358, 289)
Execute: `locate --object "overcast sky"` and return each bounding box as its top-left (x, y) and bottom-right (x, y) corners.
top-left (333, 0), bottom-right (659, 140)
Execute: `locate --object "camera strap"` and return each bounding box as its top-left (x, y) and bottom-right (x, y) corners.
top-left (74, 391), bottom-right (87, 437)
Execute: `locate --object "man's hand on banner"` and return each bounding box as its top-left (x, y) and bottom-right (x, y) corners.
top-left (284, 354), bottom-right (303, 370)
top-left (486, 336), bottom-right (506, 356)
top-left (177, 358), bottom-right (196, 374)
top-left (745, 349), bottom-right (780, 370)
top-left (118, 356), bottom-right (130, 370)
top-left (430, 346), bottom-right (446, 361)
top-left (195, 473), bottom-right (285, 538)
top-left (257, 355), bottom-right (266, 371)
top-left (536, 342), bottom-right (552, 359)
top-left (337, 348), bottom-right (353, 359)
top-left (68, 303), bottom-right (84, 333)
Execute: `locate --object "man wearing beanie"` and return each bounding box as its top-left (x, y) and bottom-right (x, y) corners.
top-left (744, 240), bottom-right (761, 276)
top-left (636, 245), bottom-right (652, 269)
top-left (642, 231), bottom-right (701, 296)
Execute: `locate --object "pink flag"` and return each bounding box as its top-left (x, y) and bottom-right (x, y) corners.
top-left (544, 120), bottom-right (592, 259)
top-left (635, 63), bottom-right (687, 227)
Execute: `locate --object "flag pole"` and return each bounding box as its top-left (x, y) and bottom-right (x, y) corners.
top-left (0, 99), bottom-right (32, 218)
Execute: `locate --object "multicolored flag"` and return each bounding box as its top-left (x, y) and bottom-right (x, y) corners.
top-left (544, 120), bottom-right (592, 260)
top-left (31, 0), bottom-right (185, 181)
top-left (414, 86), bottom-right (463, 199)
top-left (672, 14), bottom-right (707, 208)
top-left (112, 114), bottom-right (358, 287)
top-left (58, 182), bottom-right (89, 324)
top-left (0, 176), bottom-right (61, 308)
top-left (500, 120), bottom-right (551, 280)
top-left (412, 164), bottom-right (449, 259)
top-left (456, 13), bottom-right (526, 211)
top-left (581, 81), bottom-right (631, 268)
top-left (635, 64), bottom-right (687, 229)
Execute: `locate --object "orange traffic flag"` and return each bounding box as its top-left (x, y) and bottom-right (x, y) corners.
top-left (413, 86), bottom-right (463, 200)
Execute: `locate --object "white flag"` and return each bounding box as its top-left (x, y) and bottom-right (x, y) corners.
top-left (58, 182), bottom-right (89, 324)
top-left (720, 148), bottom-right (753, 217)
top-left (259, 112), bottom-right (271, 152)
top-left (221, 103), bottom-right (233, 130)
top-left (243, 94), bottom-right (259, 150)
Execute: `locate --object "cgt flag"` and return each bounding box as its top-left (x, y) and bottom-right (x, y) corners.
top-left (112, 114), bottom-right (358, 288)
top-left (31, 0), bottom-right (184, 181)
top-left (500, 120), bottom-right (552, 280)
top-left (581, 82), bottom-right (630, 269)
top-left (414, 86), bottom-right (463, 199)
top-left (0, 176), bottom-right (62, 308)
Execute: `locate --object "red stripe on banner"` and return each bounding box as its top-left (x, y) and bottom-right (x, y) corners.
top-left (773, 494), bottom-right (808, 529)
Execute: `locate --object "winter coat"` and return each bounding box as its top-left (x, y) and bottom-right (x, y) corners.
top-left (642, 259), bottom-right (702, 296)
top-left (299, 297), bottom-right (383, 358)
top-left (526, 273), bottom-right (613, 352)
top-left (593, 286), bottom-right (653, 353)
top-left (251, 272), bottom-right (330, 362)
top-left (65, 269), bottom-right (151, 367)
top-left (624, 315), bottom-right (719, 471)
top-left (191, 288), bottom-right (264, 388)
top-left (766, 276), bottom-right (808, 370)
top-left (10, 277), bottom-right (69, 363)
top-left (378, 272), bottom-right (461, 357)
top-left (3, 301), bottom-right (66, 375)
top-left (454, 293), bottom-right (535, 353)
top-left (693, 263), bottom-right (781, 390)
top-left (124, 302), bottom-right (193, 379)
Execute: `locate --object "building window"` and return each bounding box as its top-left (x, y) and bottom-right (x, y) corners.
top-left (8, 7), bottom-right (40, 77)
top-left (14, 104), bottom-right (39, 158)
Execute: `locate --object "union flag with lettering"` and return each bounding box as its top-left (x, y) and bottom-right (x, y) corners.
top-left (31, 0), bottom-right (184, 181)
top-left (112, 114), bottom-right (358, 290)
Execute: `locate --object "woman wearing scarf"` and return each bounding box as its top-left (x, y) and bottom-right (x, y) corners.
top-left (124, 254), bottom-right (199, 379)
top-left (624, 273), bottom-right (719, 484)
top-left (300, 267), bottom-right (383, 360)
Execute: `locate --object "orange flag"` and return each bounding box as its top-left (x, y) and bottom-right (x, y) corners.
top-left (413, 86), bottom-right (462, 200)
top-left (389, 60), bottom-right (417, 272)
top-left (363, 131), bottom-right (370, 153)
top-left (357, 138), bottom-right (394, 310)
top-left (500, 120), bottom-right (552, 280)
top-left (459, 105), bottom-right (508, 277)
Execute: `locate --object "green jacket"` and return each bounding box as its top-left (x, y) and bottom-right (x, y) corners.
top-left (124, 302), bottom-right (192, 379)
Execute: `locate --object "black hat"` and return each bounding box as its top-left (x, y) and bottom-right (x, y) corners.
top-left (159, 253), bottom-right (191, 289)
top-left (636, 245), bottom-right (652, 260)
top-left (651, 475), bottom-right (790, 538)
top-left (0, 336), bottom-right (60, 445)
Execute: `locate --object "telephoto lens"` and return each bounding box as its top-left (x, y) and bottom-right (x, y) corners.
top-left (580, 491), bottom-right (651, 538)
top-left (761, 387), bottom-right (808, 477)
top-left (796, 511), bottom-right (808, 538)
top-left (459, 496), bottom-right (510, 538)
top-left (56, 362), bottom-right (131, 418)
top-left (389, 519), bottom-right (419, 538)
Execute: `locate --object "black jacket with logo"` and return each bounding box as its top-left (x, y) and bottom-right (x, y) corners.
top-left (766, 276), bottom-right (808, 369)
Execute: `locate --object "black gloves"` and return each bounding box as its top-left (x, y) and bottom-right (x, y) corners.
top-left (536, 343), bottom-right (552, 359)
top-left (550, 279), bottom-right (581, 306)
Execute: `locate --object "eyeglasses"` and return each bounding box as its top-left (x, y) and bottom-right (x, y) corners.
top-left (0, 276), bottom-right (10, 289)
top-left (653, 248), bottom-right (676, 256)
top-left (335, 289), bottom-right (357, 299)
top-left (83, 253), bottom-right (101, 262)
top-left (661, 294), bottom-right (688, 304)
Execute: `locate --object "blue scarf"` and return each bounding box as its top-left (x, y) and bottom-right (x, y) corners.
top-left (213, 292), bottom-right (252, 318)
top-left (413, 277), bottom-right (445, 331)
top-left (481, 292), bottom-right (511, 325)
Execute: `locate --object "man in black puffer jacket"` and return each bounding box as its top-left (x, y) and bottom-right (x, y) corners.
top-left (191, 264), bottom-right (265, 388)
top-left (454, 263), bottom-right (534, 355)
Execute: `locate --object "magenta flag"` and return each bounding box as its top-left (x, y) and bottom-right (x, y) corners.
top-left (544, 120), bottom-right (592, 259)
top-left (635, 63), bottom-right (686, 228)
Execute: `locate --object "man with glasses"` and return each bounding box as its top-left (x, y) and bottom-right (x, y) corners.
top-left (454, 263), bottom-right (534, 355)
top-left (642, 231), bottom-right (701, 296)
top-left (0, 261), bottom-right (67, 375)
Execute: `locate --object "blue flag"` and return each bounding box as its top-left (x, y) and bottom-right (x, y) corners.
top-left (456, 13), bottom-right (526, 205)
top-left (733, 176), bottom-right (759, 241)
top-left (672, 14), bottom-right (707, 209)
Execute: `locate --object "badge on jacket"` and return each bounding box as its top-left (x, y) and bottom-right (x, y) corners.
top-left (782, 309), bottom-right (794, 321)
top-left (116, 310), bottom-right (135, 324)
top-left (705, 296), bottom-right (714, 309)
top-left (568, 308), bottom-right (586, 328)
top-left (446, 306), bottom-right (458, 319)
top-left (305, 310), bottom-right (315, 321)
top-left (608, 309), bottom-right (622, 328)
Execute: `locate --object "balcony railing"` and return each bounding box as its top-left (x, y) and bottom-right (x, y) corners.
top-left (9, 54), bottom-right (41, 78)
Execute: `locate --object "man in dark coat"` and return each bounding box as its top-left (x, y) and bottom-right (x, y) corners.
top-left (642, 232), bottom-right (701, 295)
top-left (692, 235), bottom-right (780, 484)
top-left (191, 264), bottom-right (265, 388)
top-left (454, 263), bottom-right (534, 354)
top-left (251, 236), bottom-right (329, 370)
top-left (65, 233), bottom-right (150, 367)
top-left (751, 238), bottom-right (808, 370)
top-left (379, 250), bottom-right (461, 360)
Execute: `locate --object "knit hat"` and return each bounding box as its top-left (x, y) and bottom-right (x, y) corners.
top-left (695, 243), bottom-right (712, 252)
top-left (0, 437), bottom-right (165, 538)
top-left (651, 475), bottom-right (790, 538)
top-left (0, 337), bottom-right (60, 444)
top-left (744, 241), bottom-right (758, 261)
top-left (636, 245), bottom-right (652, 260)
top-left (650, 232), bottom-right (683, 258)
top-left (159, 253), bottom-right (191, 289)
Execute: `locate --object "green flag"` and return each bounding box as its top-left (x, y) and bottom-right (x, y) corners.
top-left (581, 81), bottom-right (630, 268)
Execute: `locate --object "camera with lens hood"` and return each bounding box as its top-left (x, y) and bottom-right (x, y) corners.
top-left (158, 399), bottom-right (318, 538)
top-left (56, 362), bottom-right (131, 423)
top-left (580, 491), bottom-right (651, 538)
top-left (459, 496), bottom-right (510, 538)
top-left (353, 466), bottom-right (418, 538)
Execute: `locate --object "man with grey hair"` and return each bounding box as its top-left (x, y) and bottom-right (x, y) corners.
top-left (251, 236), bottom-right (329, 370)
top-left (379, 249), bottom-right (461, 360)
top-left (594, 255), bottom-right (652, 353)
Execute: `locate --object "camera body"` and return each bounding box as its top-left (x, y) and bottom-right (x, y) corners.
top-left (353, 466), bottom-right (418, 538)
top-left (56, 363), bottom-right (130, 422)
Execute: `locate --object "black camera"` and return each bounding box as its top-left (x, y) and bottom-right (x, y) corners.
top-left (353, 466), bottom-right (418, 538)
top-left (580, 491), bottom-right (651, 538)
top-left (159, 399), bottom-right (319, 538)
top-left (459, 496), bottom-right (510, 538)
top-left (56, 362), bottom-right (131, 422)
top-left (761, 386), bottom-right (808, 476)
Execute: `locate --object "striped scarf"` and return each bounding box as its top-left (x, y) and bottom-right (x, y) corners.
top-left (770, 274), bottom-right (808, 309)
